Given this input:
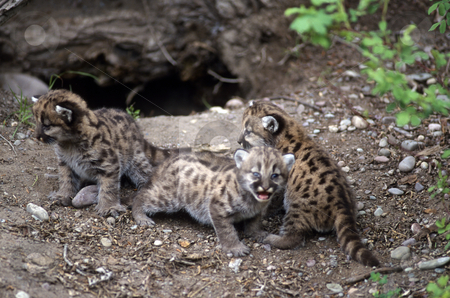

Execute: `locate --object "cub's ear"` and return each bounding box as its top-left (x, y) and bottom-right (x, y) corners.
top-left (261, 116), bottom-right (279, 133)
top-left (55, 105), bottom-right (73, 123)
top-left (282, 153), bottom-right (295, 172)
top-left (234, 149), bottom-right (249, 169)
top-left (31, 95), bottom-right (41, 103)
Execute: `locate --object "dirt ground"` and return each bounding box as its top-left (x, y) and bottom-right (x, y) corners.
top-left (1, 1), bottom-right (450, 297)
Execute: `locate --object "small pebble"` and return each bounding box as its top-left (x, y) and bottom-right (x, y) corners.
top-left (374, 156), bottom-right (389, 163)
top-left (326, 283), bottom-right (343, 293)
top-left (153, 240), bottom-right (163, 246)
top-left (338, 125), bottom-right (347, 131)
top-left (329, 125), bottom-right (339, 133)
top-left (356, 202), bottom-right (364, 210)
top-left (433, 131), bottom-right (442, 137)
top-left (318, 237), bottom-right (326, 241)
top-left (381, 116), bottom-right (396, 124)
top-left (388, 188), bottom-right (404, 195)
top-left (401, 140), bottom-right (419, 151)
top-left (352, 115), bottom-right (368, 129)
top-left (340, 119), bottom-right (351, 126)
top-left (106, 217), bottom-right (115, 226)
top-left (408, 73), bottom-right (432, 82)
top-left (229, 258), bottom-right (243, 273)
top-left (379, 138), bottom-right (388, 147)
top-left (337, 161), bottom-right (345, 167)
top-left (417, 135), bottom-right (425, 141)
top-left (341, 166), bottom-right (350, 173)
top-left (306, 259), bottom-right (316, 267)
top-left (313, 129), bottom-right (320, 134)
top-left (369, 196), bottom-right (376, 200)
top-left (426, 78), bottom-right (437, 85)
top-left (420, 162), bottom-right (429, 170)
top-left (390, 246), bottom-right (411, 260)
top-left (296, 104), bottom-right (305, 115)
top-left (16, 132), bottom-right (26, 140)
top-left (130, 225), bottom-right (138, 230)
top-left (347, 126), bottom-right (356, 131)
top-left (401, 238), bottom-right (416, 246)
top-left (415, 183), bottom-right (424, 192)
top-left (428, 123), bottom-right (441, 131)
top-left (418, 257), bottom-right (450, 270)
top-left (399, 156), bottom-right (416, 172)
top-left (101, 238), bottom-right (112, 247)
top-left (14, 140), bottom-right (21, 146)
top-left (324, 113), bottom-right (335, 118)
top-left (15, 291), bottom-right (30, 298)
top-left (411, 223), bottom-right (421, 234)
top-left (224, 98), bottom-right (244, 109)
top-left (356, 148), bottom-right (363, 153)
top-left (435, 268), bottom-right (446, 274)
top-left (26, 203), bottom-right (49, 221)
top-left (374, 207), bottom-right (383, 217)
top-left (72, 185), bottom-right (98, 208)
top-left (378, 148), bottom-right (391, 157)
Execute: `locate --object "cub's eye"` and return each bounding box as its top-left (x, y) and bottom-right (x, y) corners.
top-left (252, 172), bottom-right (261, 178)
top-left (271, 173), bottom-right (279, 179)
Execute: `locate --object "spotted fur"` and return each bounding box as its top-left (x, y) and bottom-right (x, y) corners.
top-left (237, 101), bottom-right (379, 267)
top-left (132, 147), bottom-right (295, 256)
top-left (32, 89), bottom-right (186, 217)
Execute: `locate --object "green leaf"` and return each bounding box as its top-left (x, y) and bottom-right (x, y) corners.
top-left (436, 218), bottom-right (446, 228)
top-left (285, 7), bottom-right (303, 16)
top-left (428, 2), bottom-right (440, 15)
top-left (439, 3), bottom-right (447, 16)
top-left (429, 22), bottom-right (441, 31)
top-left (440, 20), bottom-right (447, 33)
top-left (442, 149), bottom-right (450, 159)
top-left (379, 21), bottom-right (387, 31)
top-left (386, 102), bottom-right (397, 112)
top-left (410, 115), bottom-right (421, 126)
top-left (396, 111), bottom-right (410, 126)
top-left (437, 275), bottom-right (449, 288)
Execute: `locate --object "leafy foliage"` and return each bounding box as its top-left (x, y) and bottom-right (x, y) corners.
top-left (436, 218), bottom-right (450, 250)
top-left (285, 0), bottom-right (450, 126)
top-left (427, 275), bottom-right (450, 298)
top-left (369, 272), bottom-right (401, 298)
top-left (126, 103), bottom-right (140, 120)
top-left (429, 0), bottom-right (450, 33)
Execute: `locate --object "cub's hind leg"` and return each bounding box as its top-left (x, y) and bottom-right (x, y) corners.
top-left (132, 185), bottom-right (178, 226)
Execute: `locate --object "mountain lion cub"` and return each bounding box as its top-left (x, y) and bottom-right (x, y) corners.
top-left (132, 147), bottom-right (295, 256)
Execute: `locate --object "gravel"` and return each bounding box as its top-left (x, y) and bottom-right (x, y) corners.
top-left (390, 246), bottom-right (411, 260)
top-left (401, 140), bottom-right (419, 151)
top-left (388, 188), bottom-right (404, 195)
top-left (418, 257), bottom-right (450, 270)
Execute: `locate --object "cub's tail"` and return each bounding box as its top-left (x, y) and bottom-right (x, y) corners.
top-left (336, 215), bottom-right (380, 267)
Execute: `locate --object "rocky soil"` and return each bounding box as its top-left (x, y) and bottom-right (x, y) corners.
top-left (1, 60), bottom-right (450, 297)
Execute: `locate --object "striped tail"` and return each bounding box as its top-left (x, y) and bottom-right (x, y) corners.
top-left (336, 215), bottom-right (380, 267)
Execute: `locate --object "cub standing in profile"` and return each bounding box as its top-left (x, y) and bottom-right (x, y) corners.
top-left (132, 147), bottom-right (295, 257)
top-left (238, 101), bottom-right (379, 267)
top-left (32, 89), bottom-right (184, 217)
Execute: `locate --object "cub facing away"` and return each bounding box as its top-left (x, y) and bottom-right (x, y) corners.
top-left (32, 89), bottom-right (184, 217)
top-left (132, 147), bottom-right (295, 256)
top-left (238, 101), bottom-right (379, 267)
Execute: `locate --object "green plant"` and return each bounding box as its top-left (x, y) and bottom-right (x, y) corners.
top-left (435, 218), bottom-right (450, 250)
top-left (429, 163), bottom-right (450, 199)
top-left (429, 0), bottom-right (450, 33)
top-left (427, 275), bottom-right (450, 298)
top-left (126, 103), bottom-right (140, 120)
top-left (369, 272), bottom-right (401, 298)
top-left (285, 0), bottom-right (450, 127)
top-left (48, 71), bottom-right (98, 90)
top-left (8, 88), bottom-right (34, 138)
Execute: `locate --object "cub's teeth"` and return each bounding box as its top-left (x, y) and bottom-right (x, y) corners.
top-left (257, 186), bottom-right (264, 192)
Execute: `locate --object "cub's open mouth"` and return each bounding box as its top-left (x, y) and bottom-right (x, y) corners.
top-left (257, 192), bottom-right (270, 201)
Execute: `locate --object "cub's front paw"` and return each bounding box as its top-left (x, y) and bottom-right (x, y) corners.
top-left (224, 242), bottom-right (250, 257)
top-left (48, 191), bottom-right (72, 206)
top-left (249, 230), bottom-right (269, 243)
top-left (134, 215), bottom-right (156, 226)
top-left (95, 203), bottom-right (127, 218)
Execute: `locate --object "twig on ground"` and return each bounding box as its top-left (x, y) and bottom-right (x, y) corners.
top-left (344, 266), bottom-right (403, 284)
top-left (63, 244), bottom-right (73, 267)
top-left (207, 69), bottom-right (244, 84)
top-left (269, 96), bottom-right (323, 113)
top-left (0, 133), bottom-right (17, 155)
top-left (187, 280), bottom-right (215, 298)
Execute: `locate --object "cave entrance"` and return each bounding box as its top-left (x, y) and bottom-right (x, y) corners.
top-left (51, 68), bottom-right (243, 117)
